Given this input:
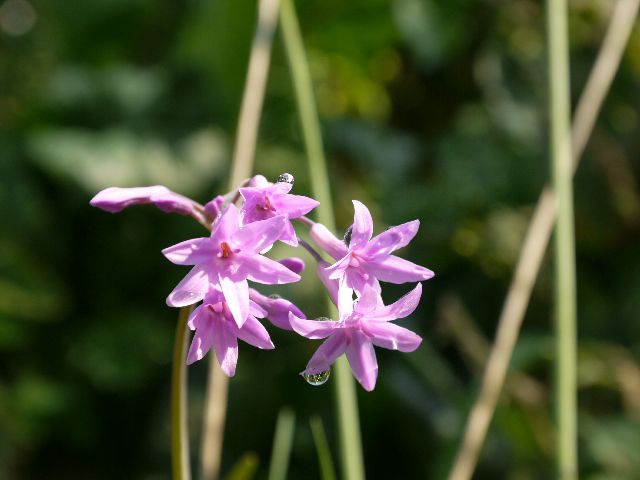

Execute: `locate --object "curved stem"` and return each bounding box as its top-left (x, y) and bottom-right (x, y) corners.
top-left (447, 1), bottom-right (640, 478)
top-left (200, 1), bottom-right (282, 479)
top-left (280, 1), bottom-right (365, 479)
top-left (172, 306), bottom-right (194, 480)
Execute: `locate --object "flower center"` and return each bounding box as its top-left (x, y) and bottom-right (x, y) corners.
top-left (219, 242), bottom-right (232, 259)
top-left (258, 195), bottom-right (273, 211)
top-left (349, 252), bottom-right (361, 268)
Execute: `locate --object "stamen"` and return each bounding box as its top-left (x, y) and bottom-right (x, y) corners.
top-left (220, 242), bottom-right (232, 258)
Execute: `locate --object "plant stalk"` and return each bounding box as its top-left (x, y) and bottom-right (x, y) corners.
top-left (279, 1), bottom-right (365, 479)
top-left (547, 0), bottom-right (577, 478)
top-left (172, 306), bottom-right (194, 480)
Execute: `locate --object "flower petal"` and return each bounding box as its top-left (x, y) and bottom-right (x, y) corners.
top-left (278, 257), bottom-right (305, 274)
top-left (219, 274), bottom-right (249, 328)
top-left (326, 255), bottom-right (351, 280)
top-left (310, 223), bottom-right (348, 260)
top-left (249, 289), bottom-right (305, 330)
top-left (366, 220), bottom-right (419, 259)
top-left (367, 255), bottom-right (435, 283)
top-left (303, 332), bottom-right (348, 375)
top-left (354, 283), bottom-right (383, 314)
top-left (345, 331), bottom-right (378, 391)
top-left (211, 204), bottom-right (240, 243)
top-left (166, 265), bottom-right (210, 307)
top-left (90, 186), bottom-right (197, 215)
top-left (366, 283), bottom-right (423, 321)
top-left (231, 215), bottom-right (287, 254)
top-left (289, 312), bottom-right (341, 339)
top-left (272, 194), bottom-right (320, 218)
top-left (240, 255), bottom-right (301, 285)
top-left (316, 260), bottom-right (339, 307)
top-left (162, 237), bottom-right (214, 265)
top-left (337, 276), bottom-right (354, 319)
top-left (363, 321), bottom-right (422, 352)
top-left (186, 325), bottom-right (215, 365)
top-left (235, 316), bottom-right (274, 350)
top-left (350, 200), bottom-right (373, 249)
top-left (278, 220), bottom-right (299, 246)
top-left (212, 324), bottom-right (239, 377)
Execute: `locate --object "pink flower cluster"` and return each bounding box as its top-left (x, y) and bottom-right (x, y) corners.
top-left (91, 174), bottom-right (434, 390)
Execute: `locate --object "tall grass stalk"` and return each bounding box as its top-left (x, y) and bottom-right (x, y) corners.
top-left (547, 0), bottom-right (577, 478)
top-left (279, 1), bottom-right (365, 478)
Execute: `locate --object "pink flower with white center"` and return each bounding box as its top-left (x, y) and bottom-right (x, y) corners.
top-left (162, 204), bottom-right (300, 327)
top-left (312, 200), bottom-right (434, 304)
top-left (186, 289), bottom-right (274, 375)
top-left (289, 283), bottom-right (423, 391)
top-left (239, 181), bottom-right (319, 246)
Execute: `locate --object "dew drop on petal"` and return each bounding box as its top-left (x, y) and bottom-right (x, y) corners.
top-left (268, 294), bottom-right (281, 299)
top-left (302, 370), bottom-right (330, 386)
top-left (277, 172), bottom-right (294, 185)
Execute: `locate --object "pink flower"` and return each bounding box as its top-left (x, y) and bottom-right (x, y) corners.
top-left (239, 182), bottom-right (319, 246)
top-left (162, 204), bottom-right (300, 327)
top-left (187, 289), bottom-right (274, 375)
top-left (289, 283), bottom-right (423, 391)
top-left (313, 201), bottom-right (434, 302)
top-left (90, 186), bottom-right (201, 216)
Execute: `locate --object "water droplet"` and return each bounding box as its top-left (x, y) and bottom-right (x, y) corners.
top-left (268, 294), bottom-right (282, 300)
top-left (277, 172), bottom-right (294, 185)
top-left (343, 225), bottom-right (353, 247)
top-left (302, 370), bottom-right (330, 386)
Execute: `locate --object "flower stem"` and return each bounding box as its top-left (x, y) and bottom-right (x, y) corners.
top-left (279, 1), bottom-right (365, 479)
top-left (547, 0), bottom-right (577, 478)
top-left (200, 1), bottom-right (282, 479)
top-left (172, 306), bottom-right (194, 480)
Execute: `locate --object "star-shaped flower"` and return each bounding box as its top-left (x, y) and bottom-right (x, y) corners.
top-left (239, 181), bottom-right (319, 246)
top-left (289, 283), bottom-right (423, 391)
top-left (186, 289), bottom-right (274, 375)
top-left (162, 204), bottom-right (300, 326)
top-left (312, 201), bottom-right (434, 303)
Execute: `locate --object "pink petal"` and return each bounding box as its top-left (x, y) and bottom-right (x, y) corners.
top-left (365, 220), bottom-right (419, 259)
top-left (303, 332), bottom-right (348, 374)
top-left (240, 255), bottom-right (300, 285)
top-left (211, 204), bottom-right (240, 243)
top-left (90, 186), bottom-right (198, 215)
top-left (310, 223), bottom-right (348, 260)
top-left (289, 312), bottom-right (341, 339)
top-left (363, 321), bottom-right (422, 352)
top-left (235, 316), bottom-right (274, 350)
top-left (249, 174), bottom-right (269, 188)
top-left (353, 284), bottom-right (383, 314)
top-left (337, 276), bottom-right (355, 319)
top-left (186, 327), bottom-right (214, 364)
top-left (162, 237), bottom-right (214, 265)
top-left (326, 255), bottom-right (351, 280)
top-left (219, 274), bottom-right (249, 328)
top-left (187, 304), bottom-right (205, 330)
top-left (204, 195), bottom-right (225, 221)
top-left (368, 255), bottom-right (435, 283)
top-left (345, 331), bottom-right (378, 391)
top-left (249, 289), bottom-right (305, 331)
top-left (231, 215), bottom-right (287, 254)
top-left (316, 260), bottom-right (339, 307)
top-left (365, 283), bottom-right (423, 321)
top-left (272, 194), bottom-right (320, 218)
top-left (166, 265), bottom-right (210, 307)
top-left (212, 324), bottom-right (239, 377)
top-left (278, 257), bottom-right (305, 274)
top-left (278, 221), bottom-right (299, 246)
top-left (249, 300), bottom-right (268, 318)
top-left (350, 200), bottom-right (373, 249)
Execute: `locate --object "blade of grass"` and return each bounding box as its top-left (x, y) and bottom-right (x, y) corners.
top-left (267, 408), bottom-right (296, 480)
top-left (309, 416), bottom-right (337, 480)
top-left (172, 305), bottom-right (194, 480)
top-left (200, 1), bottom-right (282, 479)
top-left (447, 1), bottom-right (640, 479)
top-left (279, 1), bottom-right (365, 479)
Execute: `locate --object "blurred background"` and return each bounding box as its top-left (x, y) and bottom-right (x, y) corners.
top-left (1, 0), bottom-right (640, 478)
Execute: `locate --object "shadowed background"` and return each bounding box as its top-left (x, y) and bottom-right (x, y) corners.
top-left (1, 0), bottom-right (640, 478)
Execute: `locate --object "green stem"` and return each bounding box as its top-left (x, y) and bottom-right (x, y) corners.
top-left (547, 0), bottom-right (577, 478)
top-left (279, 1), bottom-right (365, 479)
top-left (172, 306), bottom-right (194, 480)
top-left (267, 407), bottom-right (296, 480)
